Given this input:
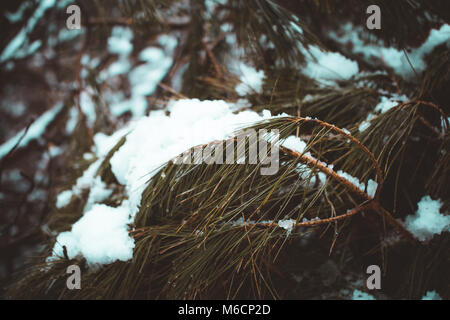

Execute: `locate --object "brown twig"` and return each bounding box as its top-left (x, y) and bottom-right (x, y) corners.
top-left (281, 149), bottom-right (416, 242)
top-left (288, 116), bottom-right (385, 195)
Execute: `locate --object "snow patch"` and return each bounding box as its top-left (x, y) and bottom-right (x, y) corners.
top-left (56, 190), bottom-right (73, 209)
top-left (50, 99), bottom-right (276, 266)
top-left (421, 291), bottom-right (442, 300)
top-left (0, 102), bottom-right (64, 160)
top-left (51, 203), bottom-right (135, 266)
top-left (301, 46), bottom-right (359, 81)
top-left (235, 63), bottom-right (265, 96)
top-left (330, 23), bottom-right (450, 79)
top-left (278, 219), bottom-right (296, 235)
top-left (352, 289), bottom-right (376, 300)
top-left (404, 196), bottom-right (450, 241)
top-left (1, 0), bottom-right (56, 63)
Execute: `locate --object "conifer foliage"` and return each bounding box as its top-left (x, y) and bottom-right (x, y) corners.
top-left (0, 0), bottom-right (449, 299)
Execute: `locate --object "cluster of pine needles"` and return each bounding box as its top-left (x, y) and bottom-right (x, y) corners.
top-left (5, 0), bottom-right (450, 299)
